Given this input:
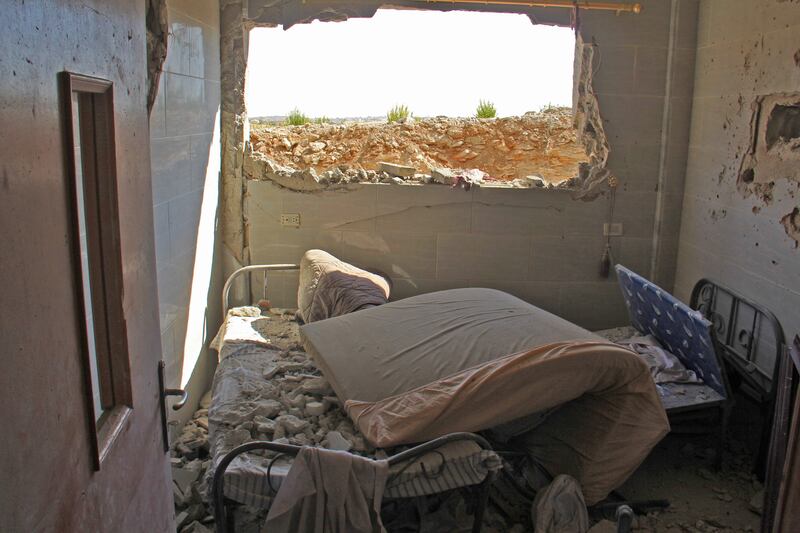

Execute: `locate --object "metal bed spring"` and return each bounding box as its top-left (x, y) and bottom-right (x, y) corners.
top-left (211, 432), bottom-right (498, 533)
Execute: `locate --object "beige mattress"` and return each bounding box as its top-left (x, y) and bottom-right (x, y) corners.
top-left (300, 288), bottom-right (669, 504)
top-left (300, 288), bottom-right (600, 403)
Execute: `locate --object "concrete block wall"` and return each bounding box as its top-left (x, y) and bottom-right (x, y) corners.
top-left (236, 0), bottom-right (697, 331)
top-left (674, 1), bottom-right (800, 345)
top-left (150, 0), bottom-right (223, 418)
top-left (245, 181), bottom-right (651, 331)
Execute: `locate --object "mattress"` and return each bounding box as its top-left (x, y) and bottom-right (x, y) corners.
top-left (300, 288), bottom-right (669, 504)
top-left (300, 288), bottom-right (600, 403)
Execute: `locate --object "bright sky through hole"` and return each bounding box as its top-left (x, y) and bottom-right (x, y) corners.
top-left (246, 9), bottom-right (576, 119)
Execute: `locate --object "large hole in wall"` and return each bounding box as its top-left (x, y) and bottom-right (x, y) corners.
top-left (242, 9), bottom-right (610, 193)
top-left (765, 104), bottom-right (800, 150)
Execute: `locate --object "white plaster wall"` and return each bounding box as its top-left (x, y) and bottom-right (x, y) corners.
top-left (149, 0), bottom-right (223, 413)
top-left (674, 1), bottom-right (800, 343)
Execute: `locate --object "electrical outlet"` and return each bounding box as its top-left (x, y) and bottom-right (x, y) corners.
top-left (280, 213), bottom-right (301, 227)
top-left (603, 222), bottom-right (623, 236)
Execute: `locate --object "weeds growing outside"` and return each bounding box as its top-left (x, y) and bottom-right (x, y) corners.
top-left (475, 100), bottom-right (497, 119)
top-left (286, 108), bottom-right (310, 126)
top-left (387, 104), bottom-right (411, 123)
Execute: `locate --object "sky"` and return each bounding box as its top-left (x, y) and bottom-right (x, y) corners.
top-left (245, 9), bottom-right (576, 119)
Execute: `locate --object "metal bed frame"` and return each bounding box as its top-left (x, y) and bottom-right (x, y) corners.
top-left (217, 265), bottom-right (497, 532)
top-left (211, 432), bottom-right (498, 533)
top-left (690, 279), bottom-right (786, 473)
top-left (222, 263), bottom-right (300, 316)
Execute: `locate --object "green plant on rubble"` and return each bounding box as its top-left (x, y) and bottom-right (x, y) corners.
top-left (475, 100), bottom-right (497, 119)
top-left (314, 116), bottom-right (331, 124)
top-left (285, 108), bottom-right (310, 126)
top-left (387, 104), bottom-right (411, 123)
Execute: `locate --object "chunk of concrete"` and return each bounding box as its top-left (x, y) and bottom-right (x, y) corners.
top-left (378, 162), bottom-right (415, 177)
top-left (276, 414), bottom-right (309, 434)
top-left (305, 401), bottom-right (327, 416)
top-left (325, 430), bottom-right (352, 451)
top-left (430, 167), bottom-right (456, 185)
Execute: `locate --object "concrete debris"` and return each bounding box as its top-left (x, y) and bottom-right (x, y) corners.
top-left (180, 521), bottom-right (213, 533)
top-left (305, 401), bottom-right (327, 416)
top-left (248, 109), bottom-right (591, 188)
top-left (299, 376), bottom-right (333, 396)
top-left (748, 489), bottom-right (764, 515)
top-left (324, 430), bottom-right (353, 451)
top-left (378, 161), bottom-right (416, 177)
top-left (431, 167), bottom-right (456, 185)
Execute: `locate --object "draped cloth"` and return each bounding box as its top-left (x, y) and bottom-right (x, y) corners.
top-left (263, 447), bottom-right (389, 533)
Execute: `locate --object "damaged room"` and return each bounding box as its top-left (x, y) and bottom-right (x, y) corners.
top-left (4, 0), bottom-right (800, 532)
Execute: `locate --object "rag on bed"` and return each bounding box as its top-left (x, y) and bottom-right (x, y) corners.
top-left (621, 335), bottom-right (702, 385)
top-left (263, 447), bottom-right (389, 533)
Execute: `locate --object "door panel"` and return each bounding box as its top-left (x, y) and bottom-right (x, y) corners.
top-left (0, 1), bottom-right (172, 531)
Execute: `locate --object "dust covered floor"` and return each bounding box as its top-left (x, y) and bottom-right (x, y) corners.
top-left (170, 316), bottom-right (766, 533)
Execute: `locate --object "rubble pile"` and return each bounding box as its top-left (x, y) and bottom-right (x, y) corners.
top-left (170, 392), bottom-right (214, 533)
top-left (248, 108), bottom-right (588, 189)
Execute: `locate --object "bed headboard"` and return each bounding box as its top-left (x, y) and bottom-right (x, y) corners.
top-left (615, 265), bottom-right (727, 398)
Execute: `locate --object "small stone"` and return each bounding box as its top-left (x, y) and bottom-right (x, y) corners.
top-left (180, 521), bottom-right (213, 533)
top-left (749, 489), bottom-right (764, 515)
top-left (263, 365), bottom-right (278, 379)
top-left (697, 467), bottom-right (717, 481)
top-left (276, 415), bottom-right (309, 434)
top-left (253, 416), bottom-right (276, 434)
top-left (175, 511), bottom-right (191, 530)
top-left (300, 377), bottom-right (333, 396)
top-left (172, 463), bottom-right (201, 495)
top-left (252, 400), bottom-right (281, 418)
top-left (325, 430), bottom-right (352, 451)
top-left (276, 360), bottom-right (304, 373)
top-left (391, 177), bottom-right (405, 185)
top-left (305, 401), bottom-right (326, 416)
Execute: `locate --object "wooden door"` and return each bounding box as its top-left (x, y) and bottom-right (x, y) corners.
top-left (0, 1), bottom-right (173, 531)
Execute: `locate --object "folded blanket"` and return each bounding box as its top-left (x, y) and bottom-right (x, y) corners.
top-left (297, 250), bottom-right (390, 324)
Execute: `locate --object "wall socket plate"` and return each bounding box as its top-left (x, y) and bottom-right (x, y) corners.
top-left (280, 213), bottom-right (301, 227)
top-left (603, 222), bottom-right (623, 236)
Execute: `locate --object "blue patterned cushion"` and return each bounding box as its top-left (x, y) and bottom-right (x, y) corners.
top-left (616, 265), bottom-right (726, 399)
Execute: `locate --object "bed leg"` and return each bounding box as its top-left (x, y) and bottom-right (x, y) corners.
top-left (715, 405), bottom-right (730, 471)
top-left (471, 471), bottom-right (496, 533)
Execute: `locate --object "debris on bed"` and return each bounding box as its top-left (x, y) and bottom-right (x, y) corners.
top-left (171, 308), bottom-right (528, 532)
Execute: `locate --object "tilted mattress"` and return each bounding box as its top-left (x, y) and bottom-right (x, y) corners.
top-left (300, 288), bottom-right (669, 503)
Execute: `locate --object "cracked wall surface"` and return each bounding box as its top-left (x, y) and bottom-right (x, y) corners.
top-left (221, 0), bottom-right (697, 325)
top-left (674, 0), bottom-right (800, 346)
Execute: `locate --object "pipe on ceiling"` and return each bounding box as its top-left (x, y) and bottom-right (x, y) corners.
top-left (408, 0), bottom-right (641, 13)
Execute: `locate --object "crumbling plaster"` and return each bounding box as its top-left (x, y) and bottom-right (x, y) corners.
top-left (220, 0), bottom-right (699, 325)
top-left (673, 0), bottom-right (800, 345)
